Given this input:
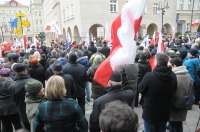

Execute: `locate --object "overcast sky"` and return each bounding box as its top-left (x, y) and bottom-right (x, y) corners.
top-left (0, 0), bottom-right (30, 6)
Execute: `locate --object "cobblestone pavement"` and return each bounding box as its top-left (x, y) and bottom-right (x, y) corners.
top-left (85, 100), bottom-right (200, 132)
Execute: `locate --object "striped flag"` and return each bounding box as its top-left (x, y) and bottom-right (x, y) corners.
top-left (94, 0), bottom-right (147, 87)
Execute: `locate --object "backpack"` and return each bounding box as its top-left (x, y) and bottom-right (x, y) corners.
top-left (172, 83), bottom-right (195, 112)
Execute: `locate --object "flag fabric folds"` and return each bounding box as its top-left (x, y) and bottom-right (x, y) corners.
top-left (34, 36), bottom-right (39, 48)
top-left (192, 19), bottom-right (199, 27)
top-left (94, 0), bottom-right (147, 87)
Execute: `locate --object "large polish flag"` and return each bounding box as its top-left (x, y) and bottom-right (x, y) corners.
top-left (150, 31), bottom-right (155, 45)
top-left (149, 31), bottom-right (165, 71)
top-left (192, 19), bottom-right (199, 27)
top-left (94, 0), bottom-right (147, 87)
top-left (0, 45), bottom-right (2, 58)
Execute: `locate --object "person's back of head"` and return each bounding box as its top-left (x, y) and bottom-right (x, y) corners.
top-left (83, 45), bottom-right (87, 50)
top-left (191, 43), bottom-right (199, 50)
top-left (97, 47), bottom-right (102, 53)
top-left (76, 50), bottom-right (83, 58)
top-left (51, 50), bottom-right (57, 57)
top-left (69, 52), bottom-right (78, 63)
top-left (170, 57), bottom-right (183, 67)
top-left (156, 52), bottom-right (169, 66)
top-left (59, 51), bottom-right (66, 58)
top-left (99, 100), bottom-right (138, 132)
top-left (107, 70), bottom-right (122, 87)
top-left (90, 41), bottom-right (94, 46)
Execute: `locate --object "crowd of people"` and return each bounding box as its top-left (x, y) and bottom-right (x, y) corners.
top-left (0, 34), bottom-right (200, 132)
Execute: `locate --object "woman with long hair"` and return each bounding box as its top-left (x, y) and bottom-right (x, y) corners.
top-left (33, 75), bottom-right (88, 131)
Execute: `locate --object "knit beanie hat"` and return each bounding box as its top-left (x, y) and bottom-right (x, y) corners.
top-left (69, 53), bottom-right (77, 63)
top-left (25, 80), bottom-right (43, 96)
top-left (110, 70), bottom-right (122, 82)
top-left (139, 53), bottom-right (147, 61)
top-left (188, 48), bottom-right (198, 57)
top-left (0, 68), bottom-right (11, 77)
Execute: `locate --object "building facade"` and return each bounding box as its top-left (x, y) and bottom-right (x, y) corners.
top-left (29, 0), bottom-right (45, 37)
top-left (176, 0), bottom-right (200, 35)
top-left (42, 0), bottom-right (177, 44)
top-left (0, 0), bottom-right (34, 43)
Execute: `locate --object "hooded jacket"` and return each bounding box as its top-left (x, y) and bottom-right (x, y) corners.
top-left (139, 65), bottom-right (177, 123)
top-left (57, 57), bottom-right (68, 65)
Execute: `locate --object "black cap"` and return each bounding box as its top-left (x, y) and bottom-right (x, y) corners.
top-left (110, 70), bottom-right (122, 82)
top-left (13, 63), bottom-right (27, 72)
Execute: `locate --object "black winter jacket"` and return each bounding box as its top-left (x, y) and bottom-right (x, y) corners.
top-left (89, 85), bottom-right (134, 132)
top-left (138, 65), bottom-right (177, 123)
top-left (63, 62), bottom-right (87, 98)
top-left (9, 74), bottom-right (33, 124)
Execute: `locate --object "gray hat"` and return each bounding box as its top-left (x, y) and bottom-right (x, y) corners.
top-left (25, 80), bottom-right (43, 96)
top-left (52, 61), bottom-right (63, 74)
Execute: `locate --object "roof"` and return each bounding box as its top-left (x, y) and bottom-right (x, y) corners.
top-left (0, 0), bottom-right (27, 7)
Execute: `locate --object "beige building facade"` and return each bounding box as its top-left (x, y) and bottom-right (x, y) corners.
top-left (30, 0), bottom-right (45, 37)
top-left (176, 0), bottom-right (200, 34)
top-left (0, 0), bottom-right (34, 43)
top-left (42, 0), bottom-right (178, 43)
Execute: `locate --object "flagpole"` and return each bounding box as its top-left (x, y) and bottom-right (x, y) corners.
top-left (190, 0), bottom-right (195, 33)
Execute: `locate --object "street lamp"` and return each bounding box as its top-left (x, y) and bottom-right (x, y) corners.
top-left (158, 0), bottom-right (170, 34)
top-left (0, 23), bottom-right (4, 42)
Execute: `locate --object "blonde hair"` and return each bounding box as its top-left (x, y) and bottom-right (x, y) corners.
top-left (29, 55), bottom-right (34, 62)
top-left (45, 75), bottom-right (66, 99)
top-left (33, 51), bottom-right (40, 60)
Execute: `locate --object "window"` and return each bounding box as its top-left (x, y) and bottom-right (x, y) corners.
top-left (180, 0), bottom-right (184, 10)
top-left (67, 7), bottom-right (69, 18)
top-left (39, 12), bottom-right (41, 16)
top-left (35, 12), bottom-right (37, 16)
top-left (188, 0), bottom-right (192, 10)
top-left (27, 27), bottom-right (31, 32)
top-left (36, 20), bottom-right (38, 24)
top-left (40, 20), bottom-right (42, 24)
top-left (3, 17), bottom-right (6, 22)
top-left (36, 27), bottom-right (39, 32)
top-left (63, 9), bottom-right (66, 19)
top-left (153, 3), bottom-right (158, 14)
top-left (71, 4), bottom-right (73, 16)
top-left (11, 2), bottom-right (17, 6)
top-left (40, 27), bottom-right (43, 31)
top-left (110, 0), bottom-right (118, 13)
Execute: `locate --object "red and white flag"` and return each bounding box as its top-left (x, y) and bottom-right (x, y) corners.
top-left (192, 19), bottom-right (199, 27)
top-left (23, 33), bottom-right (27, 49)
top-left (149, 31), bottom-right (165, 71)
top-left (150, 31), bottom-right (155, 45)
top-left (94, 0), bottom-right (147, 87)
top-left (34, 36), bottom-right (39, 48)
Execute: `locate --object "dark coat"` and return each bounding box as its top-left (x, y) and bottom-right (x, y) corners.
top-left (102, 45), bottom-right (110, 58)
top-left (138, 66), bottom-right (177, 124)
top-left (89, 85), bottom-right (134, 132)
top-left (63, 62), bottom-right (87, 98)
top-left (28, 64), bottom-right (46, 87)
top-left (83, 49), bottom-right (92, 59)
top-left (77, 56), bottom-right (90, 71)
top-left (137, 61), bottom-right (152, 83)
top-left (88, 45), bottom-right (97, 54)
top-left (39, 59), bottom-right (47, 71)
top-left (9, 74), bottom-right (33, 124)
top-left (57, 73), bottom-right (76, 98)
top-left (87, 65), bottom-right (106, 100)
top-left (0, 77), bottom-right (18, 116)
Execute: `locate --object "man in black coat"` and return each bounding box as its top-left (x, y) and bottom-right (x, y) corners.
top-left (63, 53), bottom-right (87, 114)
top-left (88, 41), bottom-right (97, 54)
top-left (52, 61), bottom-right (76, 98)
top-left (101, 41), bottom-right (110, 58)
top-left (89, 70), bottom-right (134, 132)
top-left (9, 63), bottom-right (34, 131)
top-left (138, 52), bottom-right (177, 132)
